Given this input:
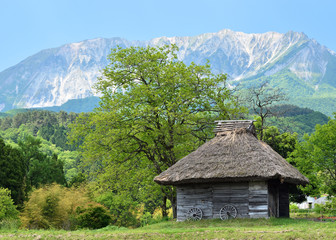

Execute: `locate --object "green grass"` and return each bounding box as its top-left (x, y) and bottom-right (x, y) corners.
top-left (1, 218), bottom-right (335, 239)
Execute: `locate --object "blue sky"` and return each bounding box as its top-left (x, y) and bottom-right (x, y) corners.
top-left (0, 0), bottom-right (335, 72)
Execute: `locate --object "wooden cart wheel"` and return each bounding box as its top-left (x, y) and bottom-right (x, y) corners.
top-left (187, 207), bottom-right (203, 220)
top-left (220, 204), bottom-right (237, 220)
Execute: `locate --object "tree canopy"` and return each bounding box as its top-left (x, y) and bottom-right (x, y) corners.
top-left (18, 135), bottom-right (67, 190)
top-left (255, 121), bottom-right (305, 203)
top-left (289, 115), bottom-right (336, 196)
top-left (69, 44), bottom-right (245, 217)
top-left (0, 138), bottom-right (25, 205)
top-left (0, 135), bottom-right (67, 207)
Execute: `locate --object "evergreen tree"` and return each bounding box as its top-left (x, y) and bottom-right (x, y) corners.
top-left (0, 138), bottom-right (25, 206)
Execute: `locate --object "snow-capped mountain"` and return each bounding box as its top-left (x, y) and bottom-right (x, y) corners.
top-left (0, 29), bottom-right (335, 115)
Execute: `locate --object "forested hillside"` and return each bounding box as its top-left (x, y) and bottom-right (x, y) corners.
top-left (0, 110), bottom-right (81, 186)
top-left (267, 104), bottom-right (329, 139)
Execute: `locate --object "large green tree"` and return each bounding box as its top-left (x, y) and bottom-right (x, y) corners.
top-left (18, 135), bottom-right (67, 190)
top-left (262, 126), bottom-right (298, 159)
top-left (289, 116), bottom-right (336, 196)
top-left (257, 122), bottom-right (305, 203)
top-left (0, 139), bottom-right (25, 206)
top-left (69, 44), bottom-right (244, 217)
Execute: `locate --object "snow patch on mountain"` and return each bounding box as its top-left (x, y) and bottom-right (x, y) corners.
top-left (0, 29), bottom-right (335, 111)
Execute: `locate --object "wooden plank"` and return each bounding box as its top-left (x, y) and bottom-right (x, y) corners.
top-left (249, 203), bottom-right (267, 208)
top-left (213, 191), bottom-right (248, 196)
top-left (213, 205), bottom-right (249, 212)
top-left (178, 189), bottom-right (212, 194)
top-left (178, 195), bottom-right (213, 199)
top-left (249, 194), bottom-right (267, 201)
top-left (249, 181), bottom-right (267, 190)
top-left (213, 187), bottom-right (249, 191)
top-left (213, 198), bottom-right (249, 203)
top-left (249, 190), bottom-right (268, 195)
top-left (249, 212), bottom-right (268, 218)
top-left (249, 199), bottom-right (268, 204)
top-left (249, 205), bottom-right (268, 211)
top-left (249, 194), bottom-right (268, 199)
top-left (213, 204), bottom-right (249, 211)
top-left (213, 185), bottom-right (248, 190)
top-left (214, 192), bottom-right (248, 196)
top-left (178, 185), bottom-right (212, 189)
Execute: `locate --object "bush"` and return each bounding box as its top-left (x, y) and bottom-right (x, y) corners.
top-left (20, 183), bottom-right (111, 230)
top-left (314, 197), bottom-right (336, 215)
top-left (75, 204), bottom-right (111, 229)
top-left (289, 203), bottom-right (299, 211)
top-left (0, 219), bottom-right (21, 230)
top-left (0, 188), bottom-right (19, 221)
top-left (96, 192), bottom-right (139, 227)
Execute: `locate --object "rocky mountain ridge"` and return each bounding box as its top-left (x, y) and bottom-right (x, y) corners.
top-left (0, 29), bottom-right (335, 115)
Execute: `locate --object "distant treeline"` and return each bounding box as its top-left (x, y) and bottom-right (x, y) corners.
top-left (0, 110), bottom-right (83, 186)
top-left (267, 104), bottom-right (329, 139)
top-left (0, 110), bottom-right (79, 150)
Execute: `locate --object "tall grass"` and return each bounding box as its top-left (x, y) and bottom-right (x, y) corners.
top-left (1, 218), bottom-right (335, 240)
top-left (0, 219), bottom-right (21, 231)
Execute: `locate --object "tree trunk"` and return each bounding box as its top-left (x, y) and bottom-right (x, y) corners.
top-left (171, 195), bottom-right (177, 219)
top-left (167, 186), bottom-right (177, 219)
top-left (161, 195), bottom-right (167, 217)
top-left (260, 115), bottom-right (265, 141)
top-left (160, 186), bottom-right (176, 219)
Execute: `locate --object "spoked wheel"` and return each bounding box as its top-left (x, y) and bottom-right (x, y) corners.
top-left (220, 204), bottom-right (237, 220)
top-left (187, 207), bottom-right (203, 220)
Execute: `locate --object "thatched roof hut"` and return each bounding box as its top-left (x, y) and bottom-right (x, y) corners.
top-left (154, 120), bottom-right (309, 220)
top-left (154, 120), bottom-right (308, 186)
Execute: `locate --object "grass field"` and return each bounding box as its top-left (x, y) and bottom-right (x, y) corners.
top-left (0, 218), bottom-right (336, 240)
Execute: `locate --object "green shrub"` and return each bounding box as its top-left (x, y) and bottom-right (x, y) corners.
top-left (21, 184), bottom-right (67, 229)
top-left (20, 183), bottom-right (110, 230)
top-left (0, 218), bottom-right (21, 230)
top-left (289, 203), bottom-right (299, 211)
top-left (314, 197), bottom-right (336, 215)
top-left (96, 192), bottom-right (139, 227)
top-left (0, 188), bottom-right (19, 221)
top-left (75, 204), bottom-right (111, 229)
top-left (140, 212), bottom-right (152, 226)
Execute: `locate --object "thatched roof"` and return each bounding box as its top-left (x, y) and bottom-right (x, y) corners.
top-left (154, 120), bottom-right (309, 186)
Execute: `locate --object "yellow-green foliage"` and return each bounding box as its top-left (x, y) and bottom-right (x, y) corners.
top-left (20, 183), bottom-right (110, 230)
top-left (0, 188), bottom-right (19, 221)
top-left (315, 197), bottom-right (336, 215)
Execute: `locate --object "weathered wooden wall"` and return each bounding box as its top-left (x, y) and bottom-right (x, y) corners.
top-left (176, 181), bottom-right (269, 221)
top-left (212, 182), bottom-right (249, 219)
top-left (176, 185), bottom-right (213, 221)
top-left (248, 181), bottom-right (268, 218)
